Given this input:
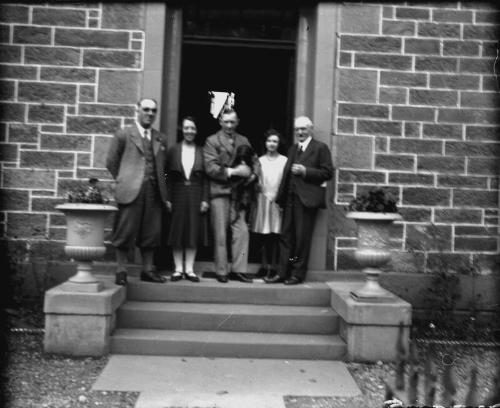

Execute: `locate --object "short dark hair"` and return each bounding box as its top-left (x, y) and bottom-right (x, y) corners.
top-left (181, 115), bottom-right (197, 127)
top-left (177, 115), bottom-right (198, 142)
top-left (264, 129), bottom-right (282, 143)
top-left (261, 128), bottom-right (282, 154)
top-left (221, 108), bottom-right (238, 118)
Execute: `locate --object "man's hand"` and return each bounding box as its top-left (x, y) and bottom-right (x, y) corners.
top-left (229, 163), bottom-right (251, 178)
top-left (291, 163), bottom-right (306, 176)
top-left (244, 173), bottom-right (257, 185)
top-left (165, 201), bottom-right (172, 211)
top-left (200, 201), bottom-right (209, 213)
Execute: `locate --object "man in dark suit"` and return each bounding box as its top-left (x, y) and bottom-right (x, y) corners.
top-left (106, 98), bottom-right (168, 285)
top-left (266, 116), bottom-right (334, 285)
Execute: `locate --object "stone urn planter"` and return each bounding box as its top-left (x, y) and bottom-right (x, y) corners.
top-left (56, 203), bottom-right (117, 291)
top-left (55, 179), bottom-right (117, 292)
top-left (346, 189), bottom-right (402, 302)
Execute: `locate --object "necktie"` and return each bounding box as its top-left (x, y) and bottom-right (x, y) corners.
top-left (144, 129), bottom-right (150, 141)
top-left (297, 144), bottom-right (303, 158)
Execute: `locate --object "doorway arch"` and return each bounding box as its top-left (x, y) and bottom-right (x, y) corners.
top-left (142, 2), bottom-right (339, 271)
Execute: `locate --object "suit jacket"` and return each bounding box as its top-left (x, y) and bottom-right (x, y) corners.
top-left (165, 142), bottom-right (209, 203)
top-left (106, 124), bottom-right (168, 205)
top-left (276, 138), bottom-right (333, 209)
top-left (203, 130), bottom-right (255, 198)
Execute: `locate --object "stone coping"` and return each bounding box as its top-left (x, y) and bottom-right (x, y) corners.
top-left (44, 276), bottom-right (126, 315)
top-left (327, 281), bottom-right (412, 326)
top-left (56, 203), bottom-right (117, 212)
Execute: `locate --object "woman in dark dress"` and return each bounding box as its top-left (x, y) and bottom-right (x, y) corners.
top-left (165, 116), bottom-right (209, 282)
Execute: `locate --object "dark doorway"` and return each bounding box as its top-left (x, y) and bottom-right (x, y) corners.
top-left (178, 12), bottom-right (297, 265)
top-left (177, 42), bottom-right (295, 264)
top-left (155, 6), bottom-right (298, 270)
top-left (178, 42), bottom-right (295, 153)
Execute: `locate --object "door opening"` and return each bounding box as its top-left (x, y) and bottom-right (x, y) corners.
top-left (156, 6), bottom-right (298, 268)
top-left (178, 42), bottom-right (295, 154)
top-left (178, 42), bottom-right (295, 264)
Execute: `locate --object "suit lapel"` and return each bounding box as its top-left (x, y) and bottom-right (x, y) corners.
top-left (218, 130), bottom-right (235, 156)
top-left (298, 139), bottom-right (315, 163)
top-left (151, 129), bottom-right (161, 155)
top-left (290, 143), bottom-right (300, 163)
top-left (131, 124), bottom-right (144, 153)
top-left (193, 145), bottom-right (203, 174)
top-left (173, 143), bottom-right (183, 173)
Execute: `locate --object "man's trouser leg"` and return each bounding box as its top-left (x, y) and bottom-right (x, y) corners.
top-left (277, 196), bottom-right (295, 279)
top-left (210, 197), bottom-right (230, 276)
top-left (230, 208), bottom-right (249, 273)
top-left (291, 198), bottom-right (317, 281)
top-left (112, 192), bottom-right (143, 269)
top-left (137, 180), bottom-right (162, 271)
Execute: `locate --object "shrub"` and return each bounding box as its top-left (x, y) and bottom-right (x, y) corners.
top-left (66, 178), bottom-right (109, 204)
top-left (347, 188), bottom-right (398, 213)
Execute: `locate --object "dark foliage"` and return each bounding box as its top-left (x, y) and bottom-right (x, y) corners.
top-left (347, 188), bottom-right (398, 213)
top-left (66, 178), bottom-right (109, 204)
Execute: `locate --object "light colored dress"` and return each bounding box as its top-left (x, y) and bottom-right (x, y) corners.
top-left (252, 154), bottom-right (287, 234)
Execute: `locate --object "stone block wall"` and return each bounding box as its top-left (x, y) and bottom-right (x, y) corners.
top-left (0, 2), bottom-right (498, 276)
top-left (334, 2), bottom-right (499, 274)
top-left (0, 3), bottom-right (145, 260)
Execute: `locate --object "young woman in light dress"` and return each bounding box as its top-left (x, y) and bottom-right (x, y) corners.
top-left (252, 129), bottom-right (288, 280)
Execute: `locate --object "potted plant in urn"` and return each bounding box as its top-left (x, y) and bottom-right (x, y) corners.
top-left (346, 188), bottom-right (402, 301)
top-left (56, 178), bottom-right (117, 292)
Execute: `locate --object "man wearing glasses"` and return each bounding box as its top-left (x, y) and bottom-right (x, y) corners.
top-left (106, 98), bottom-right (168, 285)
top-left (266, 116), bottom-right (333, 285)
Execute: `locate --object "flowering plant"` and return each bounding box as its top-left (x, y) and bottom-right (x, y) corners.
top-left (347, 188), bottom-right (398, 213)
top-left (66, 178), bottom-right (109, 204)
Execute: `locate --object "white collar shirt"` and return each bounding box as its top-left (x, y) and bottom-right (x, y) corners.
top-left (298, 136), bottom-right (312, 152)
top-left (135, 122), bottom-right (151, 140)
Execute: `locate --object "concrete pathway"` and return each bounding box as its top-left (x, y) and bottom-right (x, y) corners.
top-left (93, 355), bottom-right (361, 408)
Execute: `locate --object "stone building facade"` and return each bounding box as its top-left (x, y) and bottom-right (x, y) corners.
top-left (0, 2), bottom-right (499, 276)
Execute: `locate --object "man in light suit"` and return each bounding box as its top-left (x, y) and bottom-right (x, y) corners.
top-left (203, 109), bottom-right (258, 283)
top-left (266, 116), bottom-right (334, 285)
top-left (106, 98), bottom-right (168, 285)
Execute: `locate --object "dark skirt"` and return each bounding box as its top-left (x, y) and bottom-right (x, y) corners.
top-left (167, 181), bottom-right (209, 248)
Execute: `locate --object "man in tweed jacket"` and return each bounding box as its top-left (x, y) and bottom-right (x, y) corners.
top-left (203, 109), bottom-right (258, 283)
top-left (106, 98), bottom-right (168, 285)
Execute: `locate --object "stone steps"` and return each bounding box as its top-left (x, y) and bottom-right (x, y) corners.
top-left (111, 329), bottom-right (347, 360)
top-left (111, 278), bottom-right (346, 360)
top-left (118, 301), bottom-right (338, 334)
top-left (126, 279), bottom-right (332, 306)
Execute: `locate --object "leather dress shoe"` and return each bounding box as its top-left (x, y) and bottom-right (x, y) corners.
top-left (184, 271), bottom-right (200, 283)
top-left (265, 268), bottom-right (277, 280)
top-left (115, 271), bottom-right (128, 286)
top-left (264, 274), bottom-right (285, 284)
top-left (284, 276), bottom-right (302, 285)
top-left (170, 271), bottom-right (183, 282)
top-left (229, 272), bottom-right (253, 283)
top-left (255, 267), bottom-right (267, 278)
top-left (216, 275), bottom-right (228, 283)
top-left (140, 270), bottom-right (166, 283)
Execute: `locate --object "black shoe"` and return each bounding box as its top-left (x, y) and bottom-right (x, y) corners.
top-left (216, 274), bottom-right (228, 283)
top-left (141, 270), bottom-right (166, 283)
top-left (289, 256), bottom-right (300, 264)
top-left (184, 272), bottom-right (200, 283)
top-left (265, 268), bottom-right (277, 280)
top-left (229, 272), bottom-right (253, 283)
top-left (264, 274), bottom-right (285, 284)
top-left (115, 271), bottom-right (127, 286)
top-left (284, 276), bottom-right (302, 285)
top-left (170, 271), bottom-right (183, 282)
top-left (255, 267), bottom-right (268, 278)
